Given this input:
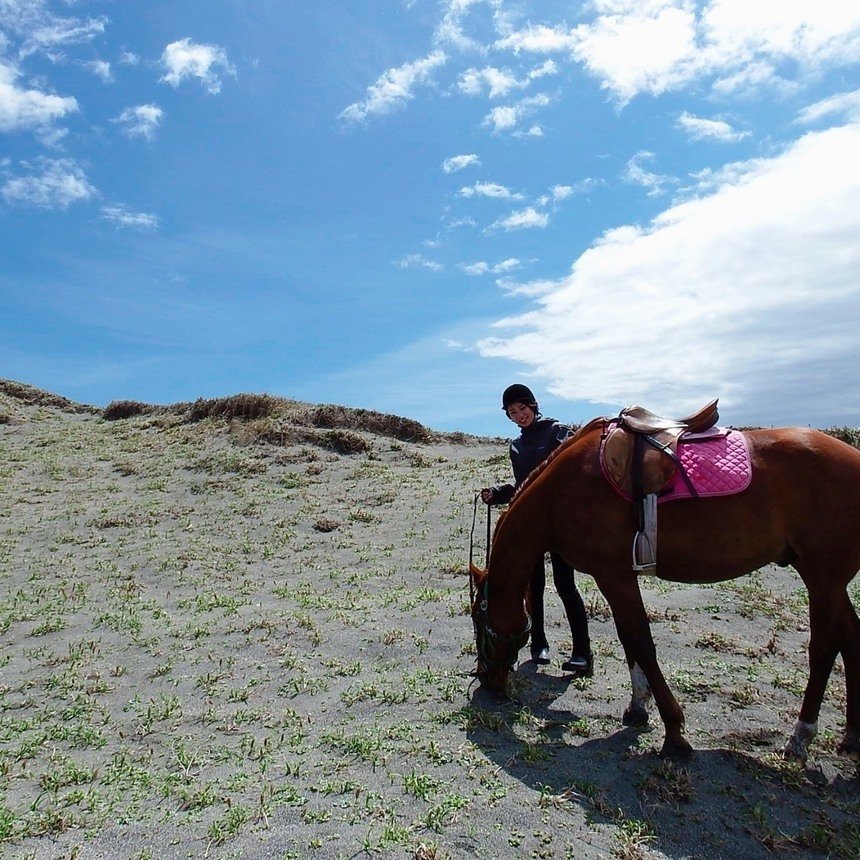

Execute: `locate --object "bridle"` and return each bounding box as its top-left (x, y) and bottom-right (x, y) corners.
top-left (469, 495), bottom-right (531, 675)
top-left (473, 577), bottom-right (531, 673)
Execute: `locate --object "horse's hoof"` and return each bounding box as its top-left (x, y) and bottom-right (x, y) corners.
top-left (623, 704), bottom-right (649, 728)
top-left (784, 720), bottom-right (817, 764)
top-left (783, 738), bottom-right (808, 764)
top-left (837, 731), bottom-right (860, 762)
top-left (660, 736), bottom-right (693, 760)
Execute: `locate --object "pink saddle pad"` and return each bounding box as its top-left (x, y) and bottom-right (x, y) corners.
top-left (659, 428), bottom-right (751, 503)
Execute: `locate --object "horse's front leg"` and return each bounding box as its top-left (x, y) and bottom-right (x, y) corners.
top-left (598, 573), bottom-right (691, 759)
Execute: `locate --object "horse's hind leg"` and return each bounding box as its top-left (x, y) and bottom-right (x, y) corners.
top-left (785, 573), bottom-right (848, 762)
top-left (835, 591), bottom-right (860, 761)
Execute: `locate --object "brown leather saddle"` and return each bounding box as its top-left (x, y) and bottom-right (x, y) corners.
top-left (602, 399), bottom-right (719, 496)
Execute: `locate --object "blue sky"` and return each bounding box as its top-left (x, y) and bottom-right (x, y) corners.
top-left (2, 1), bottom-right (859, 437)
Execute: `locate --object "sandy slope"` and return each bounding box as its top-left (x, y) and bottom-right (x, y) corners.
top-left (0, 385), bottom-right (857, 860)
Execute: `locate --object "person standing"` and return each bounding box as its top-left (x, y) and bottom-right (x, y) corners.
top-left (480, 384), bottom-right (593, 675)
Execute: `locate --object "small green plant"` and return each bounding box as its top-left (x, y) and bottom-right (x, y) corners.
top-left (0, 804), bottom-right (16, 840)
top-left (207, 804), bottom-right (252, 845)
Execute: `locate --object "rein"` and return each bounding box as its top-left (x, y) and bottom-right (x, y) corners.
top-left (468, 493), bottom-right (491, 607)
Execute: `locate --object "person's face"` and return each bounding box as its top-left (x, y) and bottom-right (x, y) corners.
top-left (506, 401), bottom-right (536, 429)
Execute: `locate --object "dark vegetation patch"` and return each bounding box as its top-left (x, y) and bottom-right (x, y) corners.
top-left (823, 426), bottom-right (860, 449)
top-left (242, 421), bottom-right (369, 455)
top-left (103, 400), bottom-right (155, 421)
top-left (187, 394), bottom-right (278, 422)
top-left (307, 404), bottom-right (434, 443)
top-left (313, 517), bottom-right (341, 533)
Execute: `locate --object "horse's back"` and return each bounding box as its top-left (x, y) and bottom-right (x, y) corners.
top-left (745, 427), bottom-right (860, 575)
top-left (748, 426), bottom-right (860, 484)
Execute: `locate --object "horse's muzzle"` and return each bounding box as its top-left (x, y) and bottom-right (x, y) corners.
top-left (477, 663), bottom-right (510, 691)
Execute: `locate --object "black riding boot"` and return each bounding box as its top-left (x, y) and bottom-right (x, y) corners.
top-left (529, 560), bottom-right (550, 663)
top-left (550, 553), bottom-right (593, 675)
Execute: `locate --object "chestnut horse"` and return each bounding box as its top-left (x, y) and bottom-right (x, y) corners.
top-left (470, 418), bottom-right (860, 762)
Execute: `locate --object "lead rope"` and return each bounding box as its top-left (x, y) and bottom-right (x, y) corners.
top-left (468, 494), bottom-right (492, 608)
top-left (485, 497), bottom-right (491, 567)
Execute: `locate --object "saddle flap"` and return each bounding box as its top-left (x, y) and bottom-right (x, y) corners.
top-left (603, 427), bottom-right (677, 496)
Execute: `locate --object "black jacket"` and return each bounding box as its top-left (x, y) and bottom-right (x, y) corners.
top-left (491, 418), bottom-right (572, 504)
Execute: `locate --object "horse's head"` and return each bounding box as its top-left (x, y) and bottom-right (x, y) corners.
top-left (469, 562), bottom-right (530, 691)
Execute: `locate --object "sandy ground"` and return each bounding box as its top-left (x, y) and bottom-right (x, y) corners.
top-left (0, 384), bottom-right (857, 860)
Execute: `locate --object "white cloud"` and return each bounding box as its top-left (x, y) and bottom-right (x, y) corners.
top-left (85, 60), bottom-right (112, 82)
top-left (459, 181), bottom-right (522, 199)
top-left (458, 60), bottom-right (557, 98)
top-left (568, 1), bottom-right (860, 103)
top-left (396, 253), bottom-right (443, 271)
top-left (461, 257), bottom-right (521, 276)
top-left (701, 0), bottom-right (860, 70)
top-left (339, 51), bottom-right (447, 123)
top-left (482, 93), bottom-right (550, 133)
top-left (160, 38), bottom-right (235, 94)
top-left (489, 206), bottom-right (549, 231)
top-left (494, 24), bottom-right (578, 54)
top-left (710, 59), bottom-right (785, 96)
top-left (101, 205), bottom-right (159, 230)
top-left (1, 157), bottom-right (96, 208)
top-left (459, 65), bottom-right (521, 98)
top-left (9, 4), bottom-right (107, 60)
top-left (529, 59), bottom-right (559, 80)
top-left (434, 0), bottom-right (488, 53)
top-left (477, 122), bottom-right (860, 426)
top-left (461, 261), bottom-right (490, 276)
top-left (683, 158), bottom-right (763, 196)
top-left (442, 153), bottom-right (480, 173)
top-left (797, 89), bottom-right (860, 125)
top-left (493, 257), bottom-right (521, 273)
top-left (624, 150), bottom-right (674, 196)
top-left (0, 62), bottom-right (78, 133)
top-left (494, 276), bottom-right (562, 297)
top-left (514, 124), bottom-right (544, 138)
top-left (113, 104), bottom-right (163, 140)
top-left (572, 1), bottom-right (699, 103)
top-left (676, 111), bottom-right (750, 142)
top-left (551, 184), bottom-right (573, 202)
top-left (446, 215), bottom-right (478, 229)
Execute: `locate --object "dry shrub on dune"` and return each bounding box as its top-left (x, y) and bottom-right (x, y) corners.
top-left (308, 404), bottom-right (433, 443)
top-left (187, 393), bottom-right (278, 422)
top-left (103, 400), bottom-right (154, 421)
top-left (0, 379), bottom-right (97, 414)
top-left (240, 419), bottom-right (369, 455)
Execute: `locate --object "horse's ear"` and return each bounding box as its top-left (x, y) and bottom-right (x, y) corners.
top-left (469, 562), bottom-right (487, 583)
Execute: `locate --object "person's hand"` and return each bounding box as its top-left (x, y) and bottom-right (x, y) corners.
top-left (480, 488), bottom-right (494, 505)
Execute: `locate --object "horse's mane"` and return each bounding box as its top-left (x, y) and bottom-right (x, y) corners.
top-left (507, 416), bottom-right (606, 509)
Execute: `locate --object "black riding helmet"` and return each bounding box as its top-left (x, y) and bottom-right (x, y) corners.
top-left (502, 383), bottom-right (538, 413)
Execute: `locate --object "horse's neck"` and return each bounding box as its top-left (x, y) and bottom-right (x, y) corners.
top-left (488, 491), bottom-right (550, 633)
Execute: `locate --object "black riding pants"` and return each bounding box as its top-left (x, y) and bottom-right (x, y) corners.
top-left (530, 552), bottom-right (590, 656)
